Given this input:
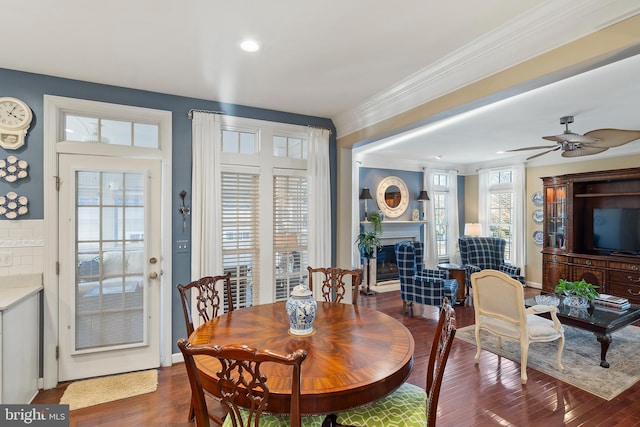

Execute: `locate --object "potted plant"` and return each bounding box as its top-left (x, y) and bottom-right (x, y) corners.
top-left (555, 278), bottom-right (599, 308)
top-left (356, 211), bottom-right (382, 295)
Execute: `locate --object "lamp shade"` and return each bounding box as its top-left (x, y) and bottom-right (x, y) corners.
top-left (417, 190), bottom-right (430, 201)
top-left (464, 223), bottom-right (482, 236)
top-left (359, 187), bottom-right (372, 200)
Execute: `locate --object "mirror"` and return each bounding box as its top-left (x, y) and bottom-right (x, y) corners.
top-left (376, 176), bottom-right (409, 218)
top-left (384, 185), bottom-right (401, 208)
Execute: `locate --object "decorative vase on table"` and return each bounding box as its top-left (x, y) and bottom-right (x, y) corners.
top-left (286, 284), bottom-right (317, 336)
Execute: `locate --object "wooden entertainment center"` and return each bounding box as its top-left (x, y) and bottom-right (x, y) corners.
top-left (541, 168), bottom-right (640, 303)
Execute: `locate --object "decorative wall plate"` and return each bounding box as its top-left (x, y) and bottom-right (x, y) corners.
top-left (531, 191), bottom-right (543, 206)
top-left (0, 192), bottom-right (28, 219)
top-left (532, 230), bottom-right (544, 245)
top-left (0, 155), bottom-right (28, 182)
top-left (532, 209), bottom-right (544, 223)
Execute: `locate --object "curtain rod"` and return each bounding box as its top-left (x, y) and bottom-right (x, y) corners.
top-left (187, 109), bottom-right (225, 119)
top-left (307, 125), bottom-right (333, 135)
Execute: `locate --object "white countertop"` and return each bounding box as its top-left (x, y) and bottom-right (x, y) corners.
top-left (0, 274), bottom-right (43, 311)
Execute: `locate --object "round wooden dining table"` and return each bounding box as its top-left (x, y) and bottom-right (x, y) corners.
top-left (188, 300), bottom-right (415, 415)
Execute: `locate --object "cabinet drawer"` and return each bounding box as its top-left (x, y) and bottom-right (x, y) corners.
top-left (543, 254), bottom-right (568, 263)
top-left (608, 282), bottom-right (640, 304)
top-left (609, 261), bottom-right (640, 272)
top-left (570, 257), bottom-right (606, 268)
top-left (609, 270), bottom-right (640, 284)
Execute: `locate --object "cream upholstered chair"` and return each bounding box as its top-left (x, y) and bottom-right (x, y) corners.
top-left (333, 298), bottom-right (456, 427)
top-left (471, 269), bottom-right (565, 384)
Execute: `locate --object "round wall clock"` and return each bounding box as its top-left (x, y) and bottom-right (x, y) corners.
top-left (0, 97), bottom-right (33, 150)
top-left (376, 176), bottom-right (409, 219)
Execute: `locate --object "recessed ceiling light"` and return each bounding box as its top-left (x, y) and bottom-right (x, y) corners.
top-left (240, 39), bottom-right (260, 52)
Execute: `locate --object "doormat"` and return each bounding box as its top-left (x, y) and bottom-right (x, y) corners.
top-left (455, 325), bottom-right (640, 400)
top-left (59, 369), bottom-right (158, 410)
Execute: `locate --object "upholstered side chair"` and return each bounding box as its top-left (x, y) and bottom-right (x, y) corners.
top-left (307, 266), bottom-right (362, 305)
top-left (471, 269), bottom-right (564, 384)
top-left (458, 236), bottom-right (524, 290)
top-left (394, 240), bottom-right (458, 315)
top-left (178, 339), bottom-right (330, 427)
top-left (333, 297), bottom-right (457, 427)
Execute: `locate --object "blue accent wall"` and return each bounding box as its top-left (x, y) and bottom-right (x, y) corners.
top-left (359, 168), bottom-right (424, 221)
top-left (0, 67), bottom-right (336, 354)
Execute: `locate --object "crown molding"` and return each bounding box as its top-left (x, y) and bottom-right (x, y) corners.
top-left (333, 0), bottom-right (640, 140)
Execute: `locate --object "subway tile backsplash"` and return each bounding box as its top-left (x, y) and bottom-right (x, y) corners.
top-left (0, 220), bottom-right (45, 277)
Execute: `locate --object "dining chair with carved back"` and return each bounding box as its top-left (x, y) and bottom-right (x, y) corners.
top-left (332, 297), bottom-right (457, 427)
top-left (177, 272), bottom-right (235, 423)
top-left (177, 339), bottom-right (332, 427)
top-left (307, 266), bottom-right (363, 305)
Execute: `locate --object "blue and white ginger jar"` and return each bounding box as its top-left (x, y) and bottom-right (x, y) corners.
top-left (286, 284), bottom-right (317, 336)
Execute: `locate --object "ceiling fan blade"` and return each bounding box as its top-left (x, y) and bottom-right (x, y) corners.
top-left (561, 146), bottom-right (609, 158)
top-left (542, 133), bottom-right (599, 144)
top-left (508, 145), bottom-right (557, 152)
top-left (526, 147), bottom-right (559, 160)
top-left (583, 129), bottom-right (640, 148)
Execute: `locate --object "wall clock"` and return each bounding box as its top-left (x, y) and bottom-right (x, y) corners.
top-left (0, 97), bottom-right (33, 150)
top-left (376, 176), bottom-right (409, 219)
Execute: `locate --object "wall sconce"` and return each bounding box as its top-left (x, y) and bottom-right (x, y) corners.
top-left (359, 187), bottom-right (373, 221)
top-left (417, 190), bottom-right (430, 220)
top-left (464, 223), bottom-right (483, 236)
top-left (179, 190), bottom-right (190, 231)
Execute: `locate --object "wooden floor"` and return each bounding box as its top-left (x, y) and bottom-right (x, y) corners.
top-left (33, 287), bottom-right (640, 426)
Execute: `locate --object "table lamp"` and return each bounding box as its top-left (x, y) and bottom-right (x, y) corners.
top-left (464, 223), bottom-right (483, 236)
top-left (359, 187), bottom-right (373, 221)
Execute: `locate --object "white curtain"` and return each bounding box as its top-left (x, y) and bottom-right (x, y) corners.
top-left (423, 168), bottom-right (438, 268)
top-left (447, 170), bottom-right (461, 265)
top-left (190, 112), bottom-right (222, 279)
top-left (307, 128), bottom-right (332, 299)
top-left (512, 163), bottom-right (526, 270)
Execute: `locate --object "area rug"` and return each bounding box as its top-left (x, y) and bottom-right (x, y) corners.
top-left (455, 324), bottom-right (640, 400)
top-left (59, 369), bottom-right (158, 410)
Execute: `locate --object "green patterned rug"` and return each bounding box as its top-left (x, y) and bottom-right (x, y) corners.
top-left (455, 324), bottom-right (640, 400)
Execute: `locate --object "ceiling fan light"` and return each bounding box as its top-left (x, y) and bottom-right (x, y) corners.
top-left (561, 146), bottom-right (608, 157)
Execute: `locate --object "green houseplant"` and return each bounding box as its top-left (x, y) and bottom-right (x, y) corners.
top-left (555, 278), bottom-right (599, 308)
top-left (356, 211), bottom-right (382, 295)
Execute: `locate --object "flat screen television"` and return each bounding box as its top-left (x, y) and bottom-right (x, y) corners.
top-left (593, 208), bottom-right (640, 255)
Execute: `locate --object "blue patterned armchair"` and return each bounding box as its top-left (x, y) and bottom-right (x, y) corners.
top-left (458, 236), bottom-right (524, 290)
top-left (394, 241), bottom-right (459, 315)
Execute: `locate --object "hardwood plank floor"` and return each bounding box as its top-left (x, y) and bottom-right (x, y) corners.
top-left (33, 287), bottom-right (640, 426)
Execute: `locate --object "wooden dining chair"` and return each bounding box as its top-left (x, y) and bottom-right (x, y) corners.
top-left (177, 273), bottom-right (234, 423)
top-left (177, 273), bottom-right (234, 337)
top-left (333, 298), bottom-right (457, 427)
top-left (177, 339), bottom-right (330, 427)
top-left (307, 266), bottom-right (363, 305)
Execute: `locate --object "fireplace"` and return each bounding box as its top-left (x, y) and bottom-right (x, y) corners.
top-left (376, 245), bottom-right (399, 281)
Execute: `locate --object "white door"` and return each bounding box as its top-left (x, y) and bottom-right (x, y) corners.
top-left (58, 154), bottom-right (162, 381)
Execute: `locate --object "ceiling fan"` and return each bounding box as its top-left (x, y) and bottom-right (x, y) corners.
top-left (509, 116), bottom-right (640, 160)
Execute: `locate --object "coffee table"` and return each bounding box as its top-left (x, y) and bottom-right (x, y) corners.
top-left (525, 294), bottom-right (640, 368)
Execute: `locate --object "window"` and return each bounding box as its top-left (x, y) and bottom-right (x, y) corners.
top-left (273, 174), bottom-right (308, 301)
top-left (488, 169), bottom-right (514, 261)
top-left (221, 172), bottom-right (259, 308)
top-left (64, 115), bottom-right (159, 148)
top-left (433, 172), bottom-right (450, 258)
top-left (273, 135), bottom-right (308, 159)
top-left (219, 116), bottom-right (309, 304)
top-left (222, 129), bottom-right (257, 154)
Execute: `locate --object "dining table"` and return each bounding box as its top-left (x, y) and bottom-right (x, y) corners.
top-left (188, 300), bottom-right (415, 415)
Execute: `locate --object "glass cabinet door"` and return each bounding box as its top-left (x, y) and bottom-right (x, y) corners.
top-left (545, 185), bottom-right (566, 250)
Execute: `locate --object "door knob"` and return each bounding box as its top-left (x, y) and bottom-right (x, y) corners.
top-left (149, 271), bottom-right (158, 279)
